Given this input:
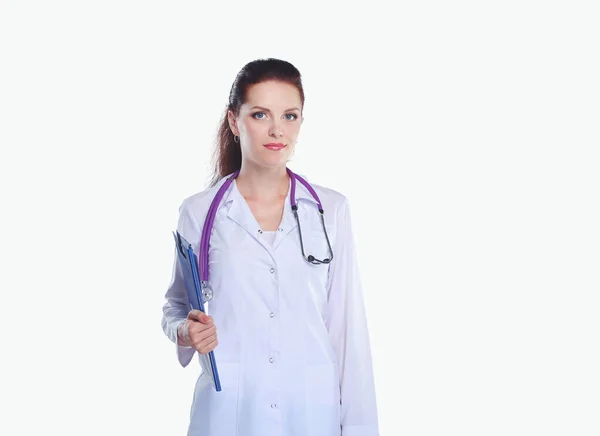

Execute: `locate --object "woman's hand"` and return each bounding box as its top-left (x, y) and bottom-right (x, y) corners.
top-left (178, 310), bottom-right (219, 354)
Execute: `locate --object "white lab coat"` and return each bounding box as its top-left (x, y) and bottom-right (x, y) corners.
top-left (161, 172), bottom-right (379, 436)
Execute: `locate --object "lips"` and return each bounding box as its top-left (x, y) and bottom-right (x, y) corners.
top-left (263, 143), bottom-right (286, 151)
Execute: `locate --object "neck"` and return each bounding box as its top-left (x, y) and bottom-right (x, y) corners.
top-left (236, 162), bottom-right (290, 201)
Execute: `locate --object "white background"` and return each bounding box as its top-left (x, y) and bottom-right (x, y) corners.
top-left (1, 1), bottom-right (598, 435)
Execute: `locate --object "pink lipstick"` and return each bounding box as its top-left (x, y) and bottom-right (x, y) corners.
top-left (263, 143), bottom-right (286, 151)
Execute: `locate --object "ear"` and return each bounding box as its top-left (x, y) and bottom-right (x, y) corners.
top-left (227, 110), bottom-right (239, 136)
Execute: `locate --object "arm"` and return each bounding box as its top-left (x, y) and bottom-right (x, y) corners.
top-left (326, 197), bottom-right (379, 436)
top-left (161, 201), bottom-right (197, 368)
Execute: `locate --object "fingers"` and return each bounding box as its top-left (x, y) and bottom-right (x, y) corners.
top-left (196, 334), bottom-right (219, 354)
top-left (190, 324), bottom-right (216, 339)
top-left (187, 309), bottom-right (213, 325)
top-left (186, 310), bottom-right (218, 353)
top-left (190, 326), bottom-right (218, 354)
top-left (186, 320), bottom-right (218, 354)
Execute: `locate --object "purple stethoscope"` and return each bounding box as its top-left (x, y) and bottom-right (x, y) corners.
top-left (198, 167), bottom-right (334, 303)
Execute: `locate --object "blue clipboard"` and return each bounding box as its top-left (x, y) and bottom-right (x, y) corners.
top-left (173, 230), bottom-right (222, 392)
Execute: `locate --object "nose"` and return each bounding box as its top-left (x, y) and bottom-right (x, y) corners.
top-left (268, 120), bottom-right (284, 138)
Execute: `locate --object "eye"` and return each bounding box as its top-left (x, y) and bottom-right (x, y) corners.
top-left (285, 113), bottom-right (298, 121)
top-left (252, 112), bottom-right (267, 120)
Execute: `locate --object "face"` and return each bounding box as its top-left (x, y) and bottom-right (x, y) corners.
top-left (228, 80), bottom-right (303, 169)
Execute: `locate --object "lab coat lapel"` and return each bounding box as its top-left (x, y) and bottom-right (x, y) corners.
top-left (226, 180), bottom-right (262, 239)
top-left (225, 179), bottom-right (287, 255)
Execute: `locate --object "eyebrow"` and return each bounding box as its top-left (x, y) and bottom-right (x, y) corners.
top-left (250, 105), bottom-right (301, 112)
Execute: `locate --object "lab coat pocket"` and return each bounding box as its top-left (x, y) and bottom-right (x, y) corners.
top-left (305, 227), bottom-right (333, 264)
top-left (303, 230), bottom-right (331, 309)
top-left (304, 363), bottom-right (341, 435)
top-left (188, 362), bottom-right (240, 436)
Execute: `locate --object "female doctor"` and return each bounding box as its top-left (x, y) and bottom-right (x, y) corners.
top-left (161, 58), bottom-right (379, 436)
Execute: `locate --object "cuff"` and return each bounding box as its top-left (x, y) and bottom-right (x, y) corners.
top-left (175, 319), bottom-right (195, 368)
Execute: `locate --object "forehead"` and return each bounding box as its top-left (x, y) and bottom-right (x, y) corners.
top-left (244, 80), bottom-right (302, 110)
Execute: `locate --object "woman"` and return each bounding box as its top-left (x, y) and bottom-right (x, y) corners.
top-left (161, 58), bottom-right (379, 436)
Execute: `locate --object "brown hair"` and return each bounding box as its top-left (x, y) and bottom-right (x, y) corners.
top-left (208, 58), bottom-right (305, 187)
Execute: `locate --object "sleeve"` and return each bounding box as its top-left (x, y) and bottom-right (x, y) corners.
top-left (325, 197), bottom-right (380, 436)
top-left (160, 201), bottom-right (197, 368)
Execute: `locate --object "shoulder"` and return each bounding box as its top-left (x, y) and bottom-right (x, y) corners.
top-left (180, 186), bottom-right (218, 217)
top-left (174, 179), bottom-right (229, 246)
top-left (295, 174), bottom-right (353, 234)
top-left (178, 175), bottom-right (231, 221)
top-left (296, 172), bottom-right (350, 213)
top-left (297, 175), bottom-right (355, 253)
top-left (313, 183), bottom-right (348, 212)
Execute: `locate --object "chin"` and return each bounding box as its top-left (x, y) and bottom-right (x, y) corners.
top-left (249, 150), bottom-right (290, 168)
top-left (259, 158), bottom-right (288, 168)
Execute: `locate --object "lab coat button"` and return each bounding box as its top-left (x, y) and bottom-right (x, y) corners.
top-left (269, 357), bottom-right (274, 363)
top-left (271, 403), bottom-right (277, 408)
top-left (269, 312), bottom-right (275, 318)
top-left (258, 229), bottom-right (263, 234)
top-left (278, 227), bottom-right (283, 232)
top-left (269, 267), bottom-right (275, 273)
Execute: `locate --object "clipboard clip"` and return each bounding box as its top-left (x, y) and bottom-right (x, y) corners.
top-left (174, 231), bottom-right (187, 257)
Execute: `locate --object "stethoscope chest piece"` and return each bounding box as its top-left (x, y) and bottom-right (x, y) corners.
top-left (201, 281), bottom-right (213, 302)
